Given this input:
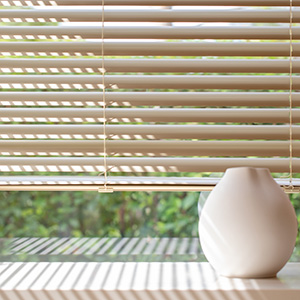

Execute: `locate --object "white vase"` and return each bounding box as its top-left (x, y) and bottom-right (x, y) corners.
top-left (199, 167), bottom-right (298, 278)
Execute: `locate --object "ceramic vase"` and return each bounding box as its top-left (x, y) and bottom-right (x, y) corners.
top-left (199, 167), bottom-right (298, 278)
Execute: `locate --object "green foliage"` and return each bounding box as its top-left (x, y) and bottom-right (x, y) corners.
top-left (1, 185), bottom-right (300, 239)
top-left (0, 191), bottom-right (199, 238)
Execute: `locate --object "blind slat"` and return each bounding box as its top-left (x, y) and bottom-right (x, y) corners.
top-left (1, 75), bottom-right (299, 90)
top-left (0, 125), bottom-right (299, 140)
top-left (2, 59), bottom-right (300, 73)
top-left (1, 176), bottom-right (299, 191)
top-left (1, 176), bottom-right (298, 187)
top-left (0, 176), bottom-right (298, 186)
top-left (0, 108), bottom-right (299, 123)
top-left (0, 175), bottom-right (219, 192)
top-left (0, 92), bottom-right (298, 107)
top-left (2, 42), bottom-right (300, 57)
top-left (1, 9), bottom-right (300, 23)
top-left (1, 140), bottom-right (299, 157)
top-left (2, 26), bottom-right (300, 40)
top-left (0, 157), bottom-right (299, 173)
top-left (2, 0), bottom-right (300, 6)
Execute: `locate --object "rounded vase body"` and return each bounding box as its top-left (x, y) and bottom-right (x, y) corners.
top-left (199, 167), bottom-right (298, 278)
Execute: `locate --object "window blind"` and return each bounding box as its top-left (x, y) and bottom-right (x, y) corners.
top-left (0, 0), bottom-right (299, 191)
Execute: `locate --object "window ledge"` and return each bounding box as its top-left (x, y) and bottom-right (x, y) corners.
top-left (2, 238), bottom-right (300, 299)
top-left (0, 262), bottom-right (299, 300)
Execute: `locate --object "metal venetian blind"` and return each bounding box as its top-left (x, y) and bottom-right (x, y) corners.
top-left (0, 0), bottom-right (299, 191)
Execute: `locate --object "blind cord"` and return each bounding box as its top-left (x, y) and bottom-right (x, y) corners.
top-left (99, 0), bottom-right (113, 193)
top-left (97, 2), bottom-right (297, 193)
top-left (284, 0), bottom-right (299, 193)
top-left (289, 0), bottom-right (293, 188)
top-left (102, 0), bottom-right (107, 188)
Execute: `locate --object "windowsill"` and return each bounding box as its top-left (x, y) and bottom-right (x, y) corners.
top-left (0, 262), bottom-right (299, 300)
top-left (2, 238), bottom-right (300, 300)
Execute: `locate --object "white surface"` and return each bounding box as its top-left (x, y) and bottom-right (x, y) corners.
top-left (0, 262), bottom-right (299, 300)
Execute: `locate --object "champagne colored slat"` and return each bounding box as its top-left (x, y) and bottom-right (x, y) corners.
top-left (2, 26), bottom-right (300, 40)
top-left (1, 59), bottom-right (300, 74)
top-left (1, 9), bottom-right (300, 23)
top-left (0, 176), bottom-right (221, 186)
top-left (1, 140), bottom-right (299, 157)
top-left (0, 0), bottom-right (101, 4)
top-left (2, 42), bottom-right (300, 57)
top-left (21, 185), bottom-right (214, 192)
top-left (0, 176), bottom-right (299, 192)
top-left (0, 108), bottom-right (299, 123)
top-left (103, 0), bottom-right (300, 5)
top-left (0, 157), bottom-right (299, 173)
top-left (2, 0), bottom-right (300, 6)
top-left (0, 125), bottom-right (299, 140)
top-left (1, 92), bottom-right (299, 107)
top-left (1, 75), bottom-right (300, 90)
top-left (0, 184), bottom-right (248, 191)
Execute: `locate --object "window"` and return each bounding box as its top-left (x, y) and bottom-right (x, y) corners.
top-left (0, 0), bottom-right (299, 258)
